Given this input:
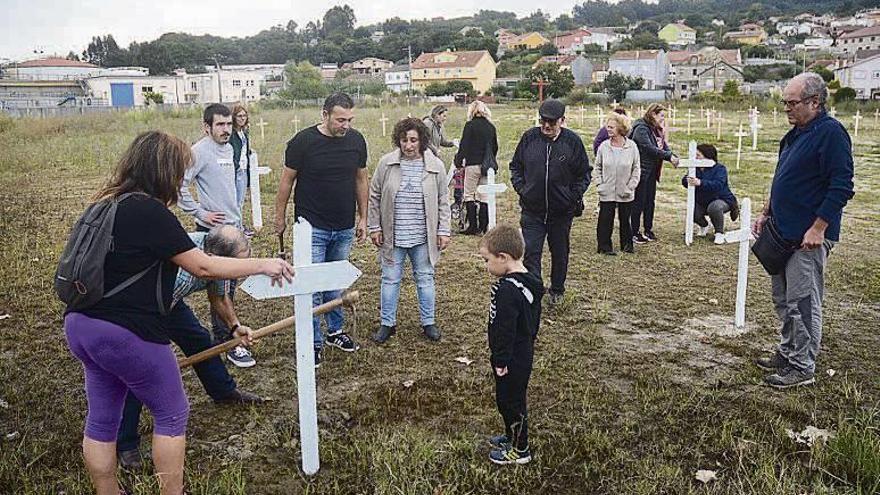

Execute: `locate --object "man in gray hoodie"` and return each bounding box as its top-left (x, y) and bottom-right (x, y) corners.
top-left (178, 103), bottom-right (254, 367)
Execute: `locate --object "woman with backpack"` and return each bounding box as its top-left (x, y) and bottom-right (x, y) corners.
top-left (454, 100), bottom-right (498, 235)
top-left (59, 131), bottom-right (293, 495)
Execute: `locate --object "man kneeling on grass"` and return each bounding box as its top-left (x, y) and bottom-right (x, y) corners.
top-left (116, 225), bottom-right (263, 470)
top-left (479, 225), bottom-right (545, 465)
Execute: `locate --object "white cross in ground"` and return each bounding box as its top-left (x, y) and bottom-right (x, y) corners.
top-left (379, 113), bottom-right (389, 137)
top-left (749, 109), bottom-right (761, 151)
top-left (829, 106), bottom-right (837, 118)
top-left (686, 109), bottom-right (693, 135)
top-left (239, 218), bottom-right (361, 475)
top-left (874, 108), bottom-right (879, 128)
top-left (674, 140), bottom-right (715, 246)
top-left (256, 117), bottom-right (269, 142)
top-left (595, 105), bottom-right (603, 128)
top-left (772, 107), bottom-right (778, 126)
top-left (706, 107), bottom-right (713, 129)
top-left (718, 197), bottom-right (752, 329)
top-left (476, 168), bottom-right (508, 230)
top-left (291, 115), bottom-right (300, 135)
top-left (734, 123), bottom-right (748, 170)
top-left (248, 152), bottom-right (272, 230)
top-left (670, 107), bottom-right (677, 126)
top-left (715, 111), bottom-right (723, 141)
top-left (853, 110), bottom-right (863, 137)
top-left (579, 105), bottom-right (585, 127)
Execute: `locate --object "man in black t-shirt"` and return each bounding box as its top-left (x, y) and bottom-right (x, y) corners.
top-left (274, 93), bottom-right (369, 366)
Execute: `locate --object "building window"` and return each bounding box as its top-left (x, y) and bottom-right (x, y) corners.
top-left (681, 84), bottom-right (687, 90)
top-left (692, 69), bottom-right (698, 76)
top-left (141, 86), bottom-right (153, 93)
top-left (191, 81), bottom-right (197, 91)
top-left (873, 71), bottom-right (880, 79)
top-left (232, 80), bottom-right (241, 87)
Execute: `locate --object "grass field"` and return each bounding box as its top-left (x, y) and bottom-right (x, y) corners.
top-left (0, 102), bottom-right (878, 494)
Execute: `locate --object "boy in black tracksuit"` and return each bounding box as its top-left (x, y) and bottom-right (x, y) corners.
top-left (478, 225), bottom-right (545, 465)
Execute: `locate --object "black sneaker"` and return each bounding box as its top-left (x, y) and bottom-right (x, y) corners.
top-left (422, 324), bottom-right (441, 341)
top-left (547, 292), bottom-right (564, 306)
top-left (764, 366), bottom-right (815, 389)
top-left (326, 332), bottom-right (360, 352)
top-left (226, 345), bottom-right (256, 368)
top-left (488, 434), bottom-right (510, 448)
top-left (622, 245), bottom-right (634, 254)
top-left (213, 388), bottom-right (264, 405)
top-left (755, 351), bottom-right (788, 371)
top-left (314, 348), bottom-right (322, 369)
top-left (644, 231), bottom-right (658, 242)
top-left (598, 249), bottom-right (617, 256)
top-left (489, 444), bottom-right (532, 465)
top-left (633, 233), bottom-right (648, 244)
top-left (372, 325), bottom-right (396, 344)
top-left (118, 448), bottom-right (144, 470)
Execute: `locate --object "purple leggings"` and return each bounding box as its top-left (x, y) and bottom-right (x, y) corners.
top-left (64, 312), bottom-right (189, 442)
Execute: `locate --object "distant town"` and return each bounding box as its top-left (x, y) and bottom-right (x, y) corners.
top-left (2, 5), bottom-right (880, 115)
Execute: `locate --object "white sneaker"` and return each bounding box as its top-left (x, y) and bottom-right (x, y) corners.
top-left (714, 233), bottom-right (726, 245)
top-left (227, 345), bottom-right (256, 368)
top-left (696, 225), bottom-right (710, 237)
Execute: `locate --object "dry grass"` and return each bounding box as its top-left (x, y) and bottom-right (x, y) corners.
top-left (0, 103), bottom-right (877, 494)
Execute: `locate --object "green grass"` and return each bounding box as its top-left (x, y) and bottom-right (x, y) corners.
top-left (0, 103), bottom-right (878, 494)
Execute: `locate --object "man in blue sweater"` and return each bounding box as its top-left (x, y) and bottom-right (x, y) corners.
top-left (752, 72), bottom-right (855, 389)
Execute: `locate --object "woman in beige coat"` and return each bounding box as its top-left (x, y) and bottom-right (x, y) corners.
top-left (595, 112), bottom-right (641, 255)
top-left (368, 118), bottom-right (451, 344)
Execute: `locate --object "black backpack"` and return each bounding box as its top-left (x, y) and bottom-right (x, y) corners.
top-left (55, 192), bottom-right (165, 313)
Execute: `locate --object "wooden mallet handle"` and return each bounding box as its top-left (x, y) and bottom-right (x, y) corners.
top-left (178, 290), bottom-right (359, 368)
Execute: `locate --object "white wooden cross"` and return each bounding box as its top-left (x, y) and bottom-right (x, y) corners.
top-left (239, 218), bottom-right (362, 475)
top-left (686, 109), bottom-right (693, 135)
top-left (829, 106), bottom-right (837, 119)
top-left (291, 115), bottom-right (300, 135)
top-left (247, 152), bottom-right (272, 230)
top-left (749, 109), bottom-right (761, 151)
top-left (675, 140), bottom-right (715, 246)
top-left (874, 108), bottom-right (879, 129)
top-left (734, 123), bottom-right (748, 170)
top-left (256, 117), bottom-right (269, 142)
top-left (380, 113), bottom-right (389, 137)
top-left (706, 107), bottom-right (713, 129)
top-left (476, 168), bottom-right (508, 230)
top-left (579, 105), bottom-right (585, 127)
top-left (670, 106), bottom-right (677, 126)
top-left (595, 105), bottom-right (602, 128)
top-left (715, 111), bottom-right (723, 141)
top-left (853, 110), bottom-right (863, 137)
top-left (772, 107), bottom-right (778, 126)
top-left (718, 197), bottom-right (752, 329)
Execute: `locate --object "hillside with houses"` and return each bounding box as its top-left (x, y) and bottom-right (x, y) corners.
top-left (3, 2), bottom-right (880, 112)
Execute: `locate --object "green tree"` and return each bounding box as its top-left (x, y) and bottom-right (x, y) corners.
top-left (323, 5), bottom-right (356, 38)
top-left (833, 87), bottom-right (856, 104)
top-left (603, 72), bottom-right (645, 102)
top-left (143, 91), bottom-right (164, 105)
top-left (555, 14), bottom-right (578, 31)
top-left (721, 79), bottom-right (740, 98)
top-left (540, 42), bottom-right (559, 56)
top-left (446, 80), bottom-right (476, 97)
top-left (424, 82), bottom-right (448, 96)
top-left (280, 61), bottom-right (327, 100)
top-left (811, 66), bottom-right (834, 83)
top-left (527, 63), bottom-right (575, 99)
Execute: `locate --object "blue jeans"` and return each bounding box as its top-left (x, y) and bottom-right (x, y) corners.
top-left (235, 167), bottom-right (248, 211)
top-left (116, 301), bottom-right (236, 453)
top-left (310, 227), bottom-right (355, 349)
top-left (380, 243), bottom-right (436, 327)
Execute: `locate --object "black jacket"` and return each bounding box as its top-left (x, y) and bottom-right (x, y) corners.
top-left (454, 117), bottom-right (498, 168)
top-left (488, 271), bottom-right (545, 370)
top-left (509, 127), bottom-right (592, 218)
top-left (628, 118), bottom-right (672, 171)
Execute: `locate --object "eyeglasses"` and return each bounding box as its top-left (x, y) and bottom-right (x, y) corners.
top-left (540, 117), bottom-right (559, 126)
top-left (780, 95), bottom-right (817, 108)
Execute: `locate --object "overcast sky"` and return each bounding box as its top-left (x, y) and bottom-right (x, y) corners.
top-left (1, 0), bottom-right (578, 61)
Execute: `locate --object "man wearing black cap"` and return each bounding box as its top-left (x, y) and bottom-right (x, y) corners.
top-left (510, 99), bottom-right (592, 305)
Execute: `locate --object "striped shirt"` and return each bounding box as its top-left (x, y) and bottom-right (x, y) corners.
top-left (394, 158), bottom-right (428, 248)
top-left (172, 232), bottom-right (232, 307)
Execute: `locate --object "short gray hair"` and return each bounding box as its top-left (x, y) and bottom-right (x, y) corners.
top-left (204, 225), bottom-right (249, 257)
top-left (797, 72), bottom-right (828, 106)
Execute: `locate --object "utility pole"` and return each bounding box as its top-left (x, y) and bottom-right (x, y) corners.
top-left (405, 45), bottom-right (413, 103)
top-left (212, 55), bottom-right (223, 103)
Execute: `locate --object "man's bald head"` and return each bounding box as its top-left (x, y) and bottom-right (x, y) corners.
top-left (204, 225), bottom-right (251, 258)
top-left (783, 72), bottom-right (827, 128)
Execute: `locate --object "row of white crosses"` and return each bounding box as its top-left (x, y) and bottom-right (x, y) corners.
top-left (675, 139), bottom-right (752, 329)
top-left (240, 218), bottom-right (362, 475)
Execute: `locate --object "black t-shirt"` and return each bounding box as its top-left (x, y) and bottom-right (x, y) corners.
top-left (284, 125), bottom-right (368, 231)
top-left (78, 195), bottom-right (196, 344)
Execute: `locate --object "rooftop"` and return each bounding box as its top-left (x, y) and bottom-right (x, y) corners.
top-left (15, 58), bottom-right (99, 69)
top-left (412, 50), bottom-right (492, 69)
